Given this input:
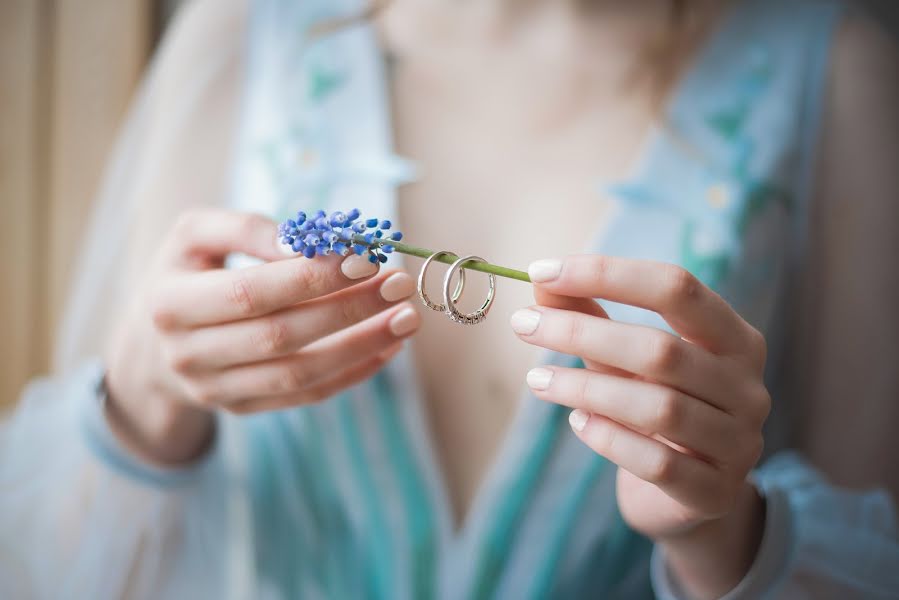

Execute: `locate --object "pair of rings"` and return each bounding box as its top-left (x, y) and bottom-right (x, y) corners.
top-left (416, 251), bottom-right (496, 325)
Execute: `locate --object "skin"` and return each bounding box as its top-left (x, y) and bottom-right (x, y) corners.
top-left (104, 0), bottom-right (899, 597)
top-left (105, 209), bottom-right (423, 464)
top-left (518, 257), bottom-right (768, 596)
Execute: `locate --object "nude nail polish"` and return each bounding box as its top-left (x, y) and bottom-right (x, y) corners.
top-left (528, 259), bottom-right (562, 282)
top-left (569, 409), bottom-right (588, 432)
top-left (389, 306), bottom-right (420, 337)
top-left (341, 254), bottom-right (379, 279)
top-left (380, 272), bottom-right (416, 302)
top-left (510, 308), bottom-right (541, 335)
top-left (526, 367), bottom-right (554, 391)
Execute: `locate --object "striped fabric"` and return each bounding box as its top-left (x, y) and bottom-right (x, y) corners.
top-left (221, 0), bottom-right (847, 597)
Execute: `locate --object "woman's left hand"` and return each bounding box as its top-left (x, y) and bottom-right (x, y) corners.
top-left (511, 254), bottom-right (770, 542)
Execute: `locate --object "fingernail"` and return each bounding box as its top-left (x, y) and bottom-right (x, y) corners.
top-left (389, 306), bottom-right (420, 337)
top-left (341, 254), bottom-right (379, 279)
top-left (528, 259), bottom-right (562, 283)
top-left (380, 272), bottom-right (416, 302)
top-left (569, 409), bottom-right (589, 432)
top-left (526, 367), bottom-right (554, 391)
top-left (278, 241), bottom-right (296, 256)
top-left (510, 308), bottom-right (541, 335)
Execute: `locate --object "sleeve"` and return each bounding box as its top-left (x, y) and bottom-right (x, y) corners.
top-left (653, 10), bottom-right (899, 600)
top-left (0, 359), bottom-right (240, 599)
top-left (649, 450), bottom-right (899, 599)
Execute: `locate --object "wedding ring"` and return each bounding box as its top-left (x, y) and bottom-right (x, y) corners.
top-left (418, 250), bottom-right (466, 312)
top-left (443, 255), bottom-right (495, 325)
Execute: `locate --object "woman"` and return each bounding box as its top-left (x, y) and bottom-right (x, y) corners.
top-left (2, 0), bottom-right (898, 597)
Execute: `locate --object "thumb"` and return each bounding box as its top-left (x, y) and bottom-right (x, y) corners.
top-left (164, 209), bottom-right (292, 268)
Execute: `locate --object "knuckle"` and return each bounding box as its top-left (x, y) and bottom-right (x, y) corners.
top-left (646, 448), bottom-right (678, 484)
top-left (646, 333), bottom-right (684, 375)
top-left (149, 290), bottom-right (177, 331)
top-left (163, 342), bottom-right (194, 374)
top-left (273, 363), bottom-right (304, 395)
top-left (185, 381), bottom-right (217, 407)
top-left (576, 372), bottom-right (594, 407)
top-left (339, 297), bottom-right (368, 326)
top-left (254, 317), bottom-right (292, 355)
top-left (590, 255), bottom-right (615, 281)
top-left (593, 419), bottom-right (618, 454)
top-left (746, 326), bottom-right (768, 365)
top-left (653, 389), bottom-right (685, 432)
top-left (564, 315), bottom-right (590, 351)
top-left (745, 384), bottom-right (772, 426)
top-left (662, 265), bottom-right (700, 306)
top-left (227, 277), bottom-right (257, 317)
top-left (294, 262), bottom-right (328, 295)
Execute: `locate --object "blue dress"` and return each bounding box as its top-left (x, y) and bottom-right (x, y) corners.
top-left (2, 0), bottom-right (898, 598)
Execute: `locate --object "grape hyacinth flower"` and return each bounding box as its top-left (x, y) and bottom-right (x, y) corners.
top-left (277, 208), bottom-right (403, 264)
top-left (277, 207), bottom-right (531, 281)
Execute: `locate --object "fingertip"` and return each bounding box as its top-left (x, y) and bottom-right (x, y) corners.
top-left (341, 253), bottom-right (381, 280)
top-left (569, 408), bottom-right (589, 432)
top-left (388, 303), bottom-right (420, 337)
top-left (528, 258), bottom-right (563, 283)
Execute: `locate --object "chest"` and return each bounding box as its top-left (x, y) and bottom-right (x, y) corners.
top-left (389, 53), bottom-right (655, 523)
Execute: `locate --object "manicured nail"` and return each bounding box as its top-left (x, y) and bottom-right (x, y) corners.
top-left (510, 308), bottom-right (541, 335)
top-left (389, 306), bottom-right (420, 337)
top-left (526, 367), bottom-right (554, 391)
top-left (380, 272), bottom-right (416, 302)
top-left (341, 254), bottom-right (379, 279)
top-left (569, 409), bottom-right (589, 432)
top-left (528, 259), bottom-right (562, 283)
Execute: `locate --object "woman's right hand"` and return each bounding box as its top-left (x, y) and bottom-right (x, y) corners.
top-left (104, 209), bottom-right (421, 466)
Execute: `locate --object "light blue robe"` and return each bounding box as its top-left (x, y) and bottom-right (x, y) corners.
top-left (2, 0), bottom-right (898, 598)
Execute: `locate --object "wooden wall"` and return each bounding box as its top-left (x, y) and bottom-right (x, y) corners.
top-left (0, 0), bottom-right (158, 406)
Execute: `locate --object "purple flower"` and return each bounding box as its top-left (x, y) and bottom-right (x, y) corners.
top-left (277, 207), bottom-right (403, 265)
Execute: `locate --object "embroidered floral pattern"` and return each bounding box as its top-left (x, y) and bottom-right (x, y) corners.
top-left (606, 46), bottom-right (791, 294)
top-left (255, 27), bottom-right (416, 225)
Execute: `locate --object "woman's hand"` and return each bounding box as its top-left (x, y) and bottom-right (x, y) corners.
top-left (105, 209), bottom-right (420, 466)
top-left (511, 254), bottom-right (770, 596)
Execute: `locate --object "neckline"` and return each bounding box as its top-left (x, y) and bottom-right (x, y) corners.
top-left (365, 0), bottom-right (746, 584)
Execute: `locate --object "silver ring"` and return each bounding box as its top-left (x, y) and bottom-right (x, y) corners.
top-left (418, 251), bottom-right (465, 312)
top-left (442, 255), bottom-right (495, 325)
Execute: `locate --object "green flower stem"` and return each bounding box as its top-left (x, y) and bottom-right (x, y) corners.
top-left (350, 234), bottom-right (531, 283)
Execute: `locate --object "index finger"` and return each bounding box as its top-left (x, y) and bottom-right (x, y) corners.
top-left (528, 255), bottom-right (761, 359)
top-left (152, 252), bottom-right (381, 329)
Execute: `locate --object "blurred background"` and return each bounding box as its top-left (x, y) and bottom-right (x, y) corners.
top-left (1, 0), bottom-right (897, 408)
